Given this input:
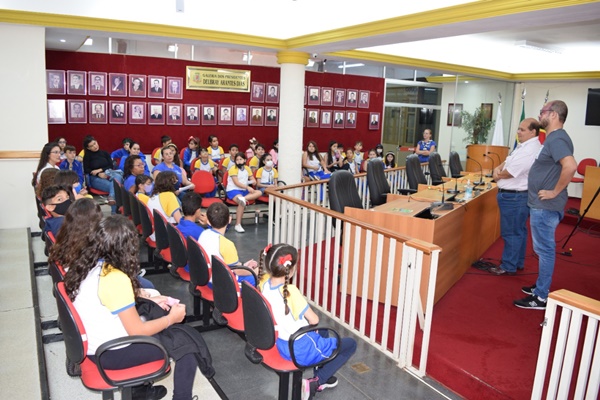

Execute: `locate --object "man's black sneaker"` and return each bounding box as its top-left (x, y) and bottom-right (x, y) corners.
top-left (514, 294), bottom-right (547, 310)
top-left (318, 376), bottom-right (338, 392)
top-left (131, 383), bottom-right (167, 400)
top-left (521, 284), bottom-right (536, 296)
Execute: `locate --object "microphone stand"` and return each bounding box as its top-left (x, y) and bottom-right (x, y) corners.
top-left (432, 181), bottom-right (454, 210)
top-left (466, 156), bottom-right (485, 186)
top-left (483, 154), bottom-right (494, 177)
top-left (447, 178), bottom-right (459, 194)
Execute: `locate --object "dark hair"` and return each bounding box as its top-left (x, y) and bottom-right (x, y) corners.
top-left (188, 136), bottom-right (200, 145)
top-left (306, 140), bottom-right (321, 161)
top-left (255, 143), bottom-right (265, 152)
top-left (64, 215), bottom-right (141, 301)
top-left (259, 153), bottom-right (271, 168)
top-left (327, 141), bottom-right (338, 165)
top-left (50, 198), bottom-right (102, 277)
top-left (122, 137), bottom-right (134, 146)
top-left (41, 185), bottom-right (68, 205)
top-left (123, 155), bottom-right (142, 178)
top-left (54, 170), bottom-right (79, 198)
top-left (181, 192), bottom-right (203, 216)
top-left (36, 168), bottom-right (60, 198)
top-left (135, 174), bottom-right (153, 191)
top-left (32, 142), bottom-right (60, 186)
top-left (153, 171), bottom-right (177, 194)
top-left (206, 202), bottom-right (230, 229)
top-left (525, 118), bottom-right (541, 136)
top-left (229, 143), bottom-right (239, 151)
top-left (548, 100), bottom-right (568, 123)
top-left (259, 244), bottom-right (299, 315)
top-left (384, 152), bottom-right (396, 168)
top-left (82, 135), bottom-right (96, 152)
top-left (235, 152), bottom-right (247, 163)
top-left (161, 135), bottom-right (171, 145)
top-left (208, 135), bottom-right (218, 145)
top-left (64, 145), bottom-right (76, 153)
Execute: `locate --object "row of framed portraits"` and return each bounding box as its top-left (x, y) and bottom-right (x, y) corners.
top-left (46, 70), bottom-right (184, 100)
top-left (304, 86), bottom-right (370, 108)
top-left (305, 110), bottom-right (380, 130)
top-left (47, 99), bottom-right (280, 126)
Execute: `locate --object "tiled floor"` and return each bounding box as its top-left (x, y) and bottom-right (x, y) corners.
top-left (1, 207), bottom-right (461, 400)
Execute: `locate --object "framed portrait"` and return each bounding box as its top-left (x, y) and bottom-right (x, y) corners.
top-left (304, 86), bottom-right (307, 105)
top-left (345, 111), bottom-right (357, 129)
top-left (306, 109), bottom-right (319, 128)
top-left (166, 77), bottom-right (183, 100)
top-left (67, 70), bottom-right (86, 95)
top-left (109, 101), bottom-right (127, 124)
top-left (334, 89), bottom-right (346, 107)
top-left (89, 72), bottom-right (107, 96)
top-left (346, 89), bottom-right (358, 108)
top-left (148, 76), bottom-right (165, 99)
top-left (321, 87), bottom-right (333, 106)
top-left (250, 82), bottom-right (265, 103)
top-left (265, 107), bottom-right (278, 126)
top-left (47, 99), bottom-right (66, 124)
top-left (265, 83), bottom-right (280, 104)
top-left (320, 110), bottom-right (332, 128)
top-left (184, 104), bottom-right (200, 126)
top-left (332, 111), bottom-right (345, 129)
top-left (148, 102), bottom-right (165, 125)
top-left (368, 112), bottom-right (380, 130)
top-left (218, 105), bottom-right (233, 125)
top-left (202, 104), bottom-right (217, 125)
top-left (130, 74), bottom-right (146, 98)
top-left (303, 108), bottom-right (306, 127)
top-left (129, 102), bottom-right (146, 124)
top-left (447, 103), bottom-right (463, 127)
top-left (481, 103), bottom-right (493, 121)
top-left (46, 69), bottom-right (65, 95)
top-left (250, 106), bottom-right (264, 126)
top-left (166, 103), bottom-right (183, 125)
top-left (67, 100), bottom-right (86, 124)
top-left (109, 73), bottom-right (127, 97)
top-left (235, 105), bottom-right (249, 126)
top-left (307, 86), bottom-right (320, 106)
top-left (89, 100), bottom-right (107, 124)
top-left (358, 90), bottom-right (370, 109)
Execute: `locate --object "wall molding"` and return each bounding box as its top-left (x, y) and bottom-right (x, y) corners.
top-left (0, 151), bottom-right (40, 159)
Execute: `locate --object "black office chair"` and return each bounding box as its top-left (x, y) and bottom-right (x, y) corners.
top-left (367, 160), bottom-right (390, 207)
top-left (399, 154), bottom-right (427, 195)
top-left (120, 184), bottom-right (132, 219)
top-left (428, 152), bottom-right (446, 186)
top-left (449, 151), bottom-right (463, 178)
top-left (328, 170), bottom-right (363, 213)
top-left (113, 180), bottom-right (124, 215)
top-left (127, 191), bottom-right (143, 235)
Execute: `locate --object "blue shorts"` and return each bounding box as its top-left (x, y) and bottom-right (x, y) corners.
top-left (227, 189), bottom-right (249, 200)
top-left (276, 331), bottom-right (338, 366)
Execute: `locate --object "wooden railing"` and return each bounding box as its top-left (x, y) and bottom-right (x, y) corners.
top-left (532, 289), bottom-right (600, 400)
top-left (264, 170), bottom-right (441, 377)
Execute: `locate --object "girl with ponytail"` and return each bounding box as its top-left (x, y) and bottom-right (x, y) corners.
top-left (258, 244), bottom-right (356, 399)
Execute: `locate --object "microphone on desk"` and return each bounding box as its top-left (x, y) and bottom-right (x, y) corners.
top-left (483, 154), bottom-right (494, 177)
top-left (447, 177), bottom-right (460, 194)
top-left (487, 151), bottom-right (502, 166)
top-left (466, 156), bottom-right (485, 186)
top-left (431, 181), bottom-right (454, 211)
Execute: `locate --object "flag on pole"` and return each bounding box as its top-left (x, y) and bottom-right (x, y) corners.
top-left (514, 99), bottom-right (525, 149)
top-left (491, 102), bottom-right (504, 146)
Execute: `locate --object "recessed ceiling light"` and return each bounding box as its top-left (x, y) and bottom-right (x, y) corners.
top-left (84, 38), bottom-right (93, 46)
top-left (60, 39), bottom-right (66, 43)
top-left (168, 45), bottom-right (177, 52)
top-left (338, 63), bottom-right (364, 69)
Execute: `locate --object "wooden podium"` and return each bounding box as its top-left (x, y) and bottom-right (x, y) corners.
top-left (466, 144), bottom-right (509, 173)
top-left (581, 166), bottom-right (600, 220)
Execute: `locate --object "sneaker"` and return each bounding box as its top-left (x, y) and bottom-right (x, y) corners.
top-left (138, 268), bottom-right (147, 277)
top-left (488, 266), bottom-right (516, 276)
top-left (234, 224), bottom-right (245, 233)
top-left (131, 383), bottom-right (167, 400)
top-left (514, 294), bottom-right (547, 310)
top-left (302, 377), bottom-right (319, 400)
top-left (318, 376), bottom-right (338, 392)
top-left (521, 284), bottom-right (536, 295)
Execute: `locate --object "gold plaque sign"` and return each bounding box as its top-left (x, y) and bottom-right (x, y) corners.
top-left (186, 66), bottom-right (250, 92)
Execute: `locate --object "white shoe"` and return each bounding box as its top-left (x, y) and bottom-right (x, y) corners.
top-left (138, 268), bottom-right (147, 277)
top-left (234, 224), bottom-right (245, 233)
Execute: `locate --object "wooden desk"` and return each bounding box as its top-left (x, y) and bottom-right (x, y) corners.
top-left (345, 182), bottom-right (500, 306)
top-left (581, 166), bottom-right (600, 220)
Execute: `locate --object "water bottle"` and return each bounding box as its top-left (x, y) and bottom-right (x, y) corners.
top-left (464, 179), bottom-right (473, 200)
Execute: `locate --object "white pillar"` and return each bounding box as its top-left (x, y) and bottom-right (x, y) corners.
top-left (277, 51), bottom-right (309, 185)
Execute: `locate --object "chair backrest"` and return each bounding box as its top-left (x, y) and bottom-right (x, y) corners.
top-left (151, 147), bottom-right (162, 166)
top-left (449, 151), bottom-right (463, 178)
top-left (191, 170), bottom-right (217, 195)
top-left (113, 180), bottom-right (123, 213)
top-left (152, 209), bottom-right (170, 251)
top-left (405, 154), bottom-right (427, 190)
top-left (48, 260), bottom-right (66, 285)
top-left (241, 282), bottom-right (277, 351)
top-left (189, 156), bottom-right (201, 174)
top-left (186, 236), bottom-right (210, 287)
top-left (138, 198), bottom-right (155, 241)
top-left (329, 170), bottom-right (363, 213)
top-left (577, 158), bottom-right (597, 176)
top-left (127, 191), bottom-right (141, 227)
top-left (54, 282), bottom-right (87, 366)
top-left (366, 160), bottom-right (390, 207)
top-left (166, 222), bottom-right (188, 269)
top-left (120, 184), bottom-right (132, 218)
top-left (428, 152), bottom-right (446, 185)
top-left (211, 255), bottom-right (240, 314)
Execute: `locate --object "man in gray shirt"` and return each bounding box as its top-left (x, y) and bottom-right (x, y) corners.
top-left (514, 100), bottom-right (576, 310)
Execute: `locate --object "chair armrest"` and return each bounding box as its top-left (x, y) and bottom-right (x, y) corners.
top-left (397, 188), bottom-right (417, 195)
top-left (288, 326), bottom-right (341, 369)
top-left (95, 335), bottom-right (170, 387)
top-left (230, 265), bottom-right (259, 287)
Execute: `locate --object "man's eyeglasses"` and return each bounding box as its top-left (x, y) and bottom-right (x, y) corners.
top-left (539, 108), bottom-right (553, 115)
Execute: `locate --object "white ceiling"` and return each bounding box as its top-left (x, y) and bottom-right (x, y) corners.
top-left (6, 0), bottom-right (600, 77)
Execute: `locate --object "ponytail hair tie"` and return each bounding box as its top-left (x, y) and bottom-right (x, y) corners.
top-left (263, 243), bottom-right (272, 256)
top-left (279, 254), bottom-right (293, 268)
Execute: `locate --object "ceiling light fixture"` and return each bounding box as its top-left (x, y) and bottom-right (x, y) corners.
top-left (242, 52), bottom-right (253, 62)
top-left (515, 40), bottom-right (563, 54)
top-left (338, 63), bottom-right (364, 69)
top-left (60, 39), bottom-right (66, 43)
top-left (84, 38), bottom-right (93, 46)
top-left (168, 45), bottom-right (177, 52)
